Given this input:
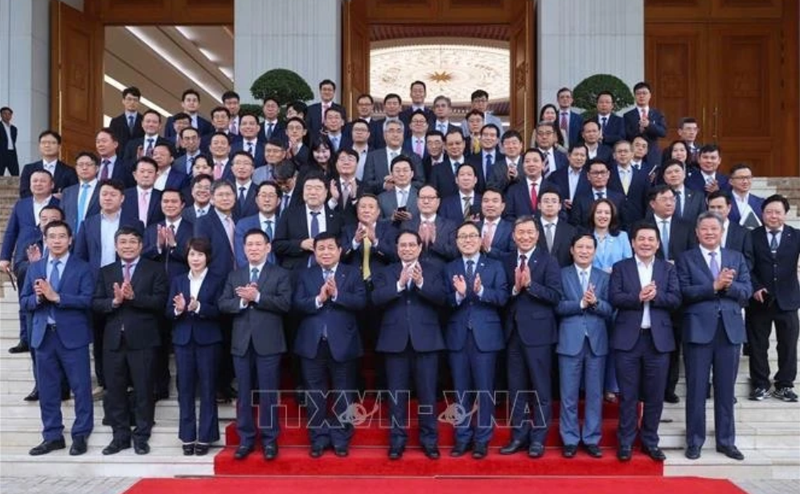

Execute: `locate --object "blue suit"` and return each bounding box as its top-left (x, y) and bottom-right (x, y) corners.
top-left (540, 148), bottom-right (569, 175)
top-left (121, 188), bottom-right (164, 228)
top-left (438, 193), bottom-right (481, 223)
top-left (481, 219), bottom-right (515, 260)
top-left (444, 255), bottom-right (509, 445)
top-left (623, 108), bottom-right (667, 166)
top-left (193, 211), bottom-right (236, 279)
top-left (142, 219), bottom-right (193, 280)
top-left (503, 179), bottom-right (540, 220)
top-left (165, 114), bottom-right (213, 140)
top-left (563, 110), bottom-right (584, 146)
top-left (371, 261), bottom-right (446, 448)
top-left (545, 166), bottom-right (589, 203)
top-left (609, 257), bottom-right (681, 449)
top-left (1, 196), bottom-right (60, 266)
top-left (61, 182), bottom-right (101, 233)
top-left (729, 193), bottom-right (764, 227)
top-left (20, 256), bottom-right (94, 442)
top-left (677, 248), bottom-right (751, 450)
top-left (73, 214), bottom-right (145, 272)
top-left (684, 171), bottom-right (731, 196)
top-left (555, 266), bottom-right (612, 447)
top-left (502, 248), bottom-right (562, 446)
top-left (591, 114), bottom-right (625, 147)
top-left (230, 139), bottom-right (265, 169)
top-left (233, 214), bottom-right (278, 268)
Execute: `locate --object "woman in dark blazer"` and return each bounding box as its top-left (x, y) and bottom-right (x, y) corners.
top-left (166, 237), bottom-right (225, 456)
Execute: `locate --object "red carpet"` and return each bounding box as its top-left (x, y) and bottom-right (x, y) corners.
top-left (124, 477), bottom-right (746, 494)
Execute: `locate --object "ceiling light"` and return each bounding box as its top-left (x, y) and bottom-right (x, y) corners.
top-left (104, 74), bottom-right (172, 117)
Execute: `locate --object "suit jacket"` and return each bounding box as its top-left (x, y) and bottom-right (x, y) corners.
top-left (749, 225), bottom-right (800, 311)
top-left (502, 248), bottom-right (562, 346)
top-left (342, 119), bottom-right (384, 149)
top-left (292, 263), bottom-right (366, 361)
top-left (273, 206), bottom-right (343, 271)
top-left (487, 155), bottom-right (523, 192)
top-left (589, 113), bottom-right (625, 147)
top-left (670, 186), bottom-right (707, 223)
top-left (684, 171), bottom-right (731, 196)
top-left (20, 255), bottom-right (94, 349)
top-left (305, 102), bottom-right (347, 137)
top-left (121, 187), bottom-right (164, 227)
top-left (0, 196), bottom-right (60, 265)
top-left (142, 219), bottom-right (193, 279)
top-left (401, 215), bottom-right (458, 269)
top-left (650, 216), bottom-right (697, 262)
top-left (371, 261), bottom-right (447, 353)
top-left (193, 211), bottom-right (236, 279)
top-left (536, 219), bottom-right (577, 268)
top-left (98, 156), bottom-right (136, 189)
top-left (480, 219), bottom-right (515, 260)
top-left (503, 179), bottom-right (542, 220)
top-left (73, 214), bottom-right (144, 272)
top-left (545, 166), bottom-right (589, 203)
top-left (607, 165), bottom-right (650, 227)
top-left (676, 247), bottom-right (751, 345)
top-left (729, 193), bottom-right (764, 227)
top-left (555, 266), bottom-right (612, 356)
top-left (230, 139), bottom-right (266, 169)
top-left (608, 257), bottom-right (682, 352)
top-left (20, 161), bottom-right (78, 197)
top-left (172, 153), bottom-right (201, 175)
top-left (429, 157), bottom-right (468, 199)
top-left (61, 182), bottom-right (101, 231)
top-left (218, 263), bottom-right (292, 356)
top-left (540, 148), bottom-right (569, 176)
top-left (444, 255), bottom-right (509, 352)
top-left (439, 192), bottom-right (481, 223)
top-left (122, 136), bottom-right (174, 164)
top-left (164, 114), bottom-right (213, 139)
top-left (92, 258), bottom-right (169, 350)
top-left (166, 272), bottom-right (225, 346)
top-left (109, 112), bottom-right (144, 152)
top-left (623, 107), bottom-right (667, 165)
top-left (378, 187), bottom-right (419, 221)
top-left (0, 122), bottom-right (18, 152)
top-left (258, 121), bottom-right (287, 146)
top-left (363, 148), bottom-right (424, 195)
top-left (723, 221), bottom-right (754, 269)
top-left (466, 150), bottom-right (504, 194)
top-left (399, 107), bottom-right (435, 129)
top-left (403, 135), bottom-right (430, 161)
top-left (569, 189), bottom-right (625, 228)
top-left (233, 214), bottom-right (278, 268)
top-left (232, 182), bottom-right (259, 220)
top-left (328, 177), bottom-right (363, 225)
top-left (158, 168), bottom-right (189, 193)
top-left (340, 220), bottom-right (398, 278)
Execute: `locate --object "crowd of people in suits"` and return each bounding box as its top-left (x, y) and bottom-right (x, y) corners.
top-left (1, 78), bottom-right (798, 467)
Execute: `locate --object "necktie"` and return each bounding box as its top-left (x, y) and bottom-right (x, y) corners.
top-left (472, 138), bottom-right (480, 155)
top-left (139, 190), bottom-right (149, 224)
top-left (124, 262), bottom-right (132, 283)
top-left (247, 142), bottom-right (254, 157)
top-left (238, 186), bottom-right (247, 208)
top-left (545, 223), bottom-right (555, 252)
top-left (518, 254), bottom-right (527, 270)
top-left (48, 260), bottom-right (61, 322)
top-left (438, 123), bottom-right (446, 133)
top-left (214, 161), bottom-right (223, 180)
top-left (77, 183), bottom-right (90, 228)
top-left (331, 135), bottom-right (340, 151)
top-left (263, 219), bottom-right (273, 239)
top-left (128, 115), bottom-right (135, 132)
top-left (362, 237), bottom-right (372, 280)
top-left (250, 267), bottom-right (259, 283)
top-left (197, 207), bottom-right (206, 217)
top-left (310, 211), bottom-right (320, 237)
top-left (709, 252), bottom-right (720, 279)
top-left (543, 152), bottom-right (551, 177)
top-left (560, 112), bottom-right (568, 131)
top-left (660, 220), bottom-right (670, 260)
top-left (186, 156), bottom-right (194, 174)
top-left (770, 230), bottom-right (779, 253)
top-left (632, 162), bottom-right (641, 171)
top-left (100, 159), bottom-right (110, 180)
top-left (595, 191), bottom-right (604, 200)
top-left (580, 269), bottom-right (588, 293)
top-left (466, 259), bottom-right (475, 285)
top-left (414, 139), bottom-right (423, 158)
top-left (640, 108), bottom-right (647, 120)
top-left (452, 161), bottom-right (460, 175)
top-left (266, 122), bottom-right (274, 139)
top-left (397, 189), bottom-right (407, 208)
top-left (390, 150), bottom-right (398, 161)
top-left (483, 222), bottom-right (495, 250)
top-left (169, 223), bottom-right (176, 237)
top-left (530, 181), bottom-right (538, 211)
top-left (462, 196), bottom-right (472, 219)
top-left (621, 170), bottom-right (631, 194)
top-left (281, 194), bottom-right (290, 214)
top-left (601, 116), bottom-right (607, 130)
top-left (229, 119), bottom-right (238, 135)
top-left (674, 190), bottom-right (683, 218)
top-left (485, 153), bottom-right (494, 179)
top-left (223, 215), bottom-right (234, 251)
top-left (145, 138), bottom-right (154, 157)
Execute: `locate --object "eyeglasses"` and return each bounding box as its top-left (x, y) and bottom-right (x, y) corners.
top-left (418, 195), bottom-right (438, 201)
top-left (457, 233), bottom-right (480, 240)
top-left (588, 170), bottom-right (609, 176)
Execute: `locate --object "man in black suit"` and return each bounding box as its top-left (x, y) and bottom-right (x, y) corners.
top-left (429, 130), bottom-right (468, 199)
top-left (556, 87), bottom-right (584, 147)
top-left (326, 148), bottom-right (362, 225)
top-left (534, 121), bottom-right (568, 179)
top-left (1, 106), bottom-right (19, 176)
top-left (306, 79), bottom-right (347, 137)
top-left (538, 189), bottom-right (577, 268)
top-left (222, 90), bottom-right (241, 137)
top-left (591, 91), bottom-right (625, 147)
top-left (123, 110), bottom-right (173, 163)
top-left (706, 190), bottom-right (753, 263)
top-left (431, 95), bottom-right (460, 136)
top-left (273, 160), bottom-right (302, 216)
top-left (581, 120), bottom-right (612, 163)
top-left (92, 226), bottom-right (168, 456)
top-left (228, 151), bottom-right (259, 219)
top-left (401, 185), bottom-right (458, 269)
top-left (121, 158), bottom-right (164, 229)
top-left (421, 130), bottom-right (446, 182)
top-left (659, 159), bottom-right (706, 222)
top-left (258, 97), bottom-right (285, 144)
top-left (363, 121), bottom-right (424, 195)
top-left (748, 195), bottom-right (800, 402)
top-left (487, 130), bottom-right (525, 192)
top-left (20, 130), bottom-right (78, 198)
top-left (95, 128), bottom-right (135, 189)
top-left (219, 229), bottom-right (292, 460)
top-left (569, 160), bottom-right (625, 229)
top-left (466, 124), bottom-right (503, 194)
top-left (61, 152), bottom-right (101, 234)
top-left (545, 144), bottom-right (588, 212)
top-left (164, 89), bottom-right (213, 140)
top-left (623, 82), bottom-right (667, 166)
top-left (399, 80), bottom-right (435, 129)
top-left (343, 94), bottom-right (383, 149)
top-left (108, 87), bottom-right (144, 154)
top-left (608, 140), bottom-right (650, 228)
top-left (479, 188), bottom-right (515, 260)
top-left (675, 117), bottom-right (702, 166)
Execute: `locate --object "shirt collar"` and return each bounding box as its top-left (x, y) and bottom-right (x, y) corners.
top-left (258, 212), bottom-right (276, 224)
top-left (249, 260), bottom-right (267, 274)
top-left (699, 245), bottom-right (720, 259)
top-left (48, 252), bottom-right (70, 266)
top-left (462, 253), bottom-right (481, 265)
top-left (188, 267), bottom-right (208, 282)
top-left (635, 255), bottom-right (654, 268)
top-left (517, 247), bottom-right (535, 259)
top-left (542, 216), bottom-right (559, 227)
top-left (166, 217), bottom-right (182, 230)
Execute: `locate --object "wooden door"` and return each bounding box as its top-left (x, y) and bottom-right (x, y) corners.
top-left (706, 23), bottom-right (781, 175)
top-left (342, 0), bottom-right (370, 118)
top-left (509, 0), bottom-right (534, 139)
top-left (50, 0), bottom-right (103, 163)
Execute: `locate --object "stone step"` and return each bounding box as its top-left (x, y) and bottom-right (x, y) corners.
top-left (660, 399), bottom-right (800, 423)
top-left (0, 398), bottom-right (237, 422)
top-left (664, 447), bottom-right (800, 480)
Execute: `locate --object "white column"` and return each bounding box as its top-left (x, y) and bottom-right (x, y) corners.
top-left (0, 0), bottom-right (51, 167)
top-left (234, 0), bottom-right (342, 106)
top-left (536, 0), bottom-right (644, 111)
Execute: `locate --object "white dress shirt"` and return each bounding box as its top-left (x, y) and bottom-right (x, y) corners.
top-left (635, 255), bottom-right (653, 328)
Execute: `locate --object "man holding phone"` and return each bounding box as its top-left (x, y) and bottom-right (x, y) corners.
top-left (378, 155), bottom-right (418, 222)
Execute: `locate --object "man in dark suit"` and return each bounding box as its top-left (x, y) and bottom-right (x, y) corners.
top-left (400, 185), bottom-right (458, 269)
top-left (273, 160), bottom-right (302, 216)
top-left (430, 130), bottom-right (471, 199)
top-left (172, 127), bottom-right (203, 176)
top-left (609, 222), bottom-right (682, 462)
top-left (20, 130), bottom-right (78, 198)
top-left (228, 151), bottom-right (259, 219)
top-left (61, 152), bottom-right (101, 234)
top-left (677, 212), bottom-right (751, 461)
top-left (545, 144), bottom-right (588, 210)
top-left (537, 189), bottom-right (577, 267)
top-left (591, 91), bottom-right (625, 147)
top-left (326, 149), bottom-right (362, 225)
top-left (556, 87), bottom-right (584, 147)
top-left (95, 128), bottom-right (135, 189)
top-left (748, 195), bottom-right (800, 402)
top-left (164, 89), bottom-right (213, 140)
top-left (728, 163), bottom-right (764, 228)
top-left (431, 95), bottom-right (461, 136)
top-left (503, 149), bottom-right (546, 220)
top-left (499, 216), bottom-right (562, 459)
top-left (122, 110), bottom-right (173, 163)
top-left (230, 114), bottom-right (265, 169)
top-left (293, 232), bottom-right (366, 457)
top-left (371, 230), bottom-right (446, 460)
top-left (534, 121), bottom-right (568, 178)
top-left (340, 194), bottom-right (397, 279)
top-left (305, 79), bottom-right (347, 137)
top-left (343, 95), bottom-right (383, 149)
top-left (684, 145), bottom-right (731, 197)
top-left (580, 120), bottom-right (613, 164)
top-left (92, 226), bottom-right (168, 455)
top-left (258, 97), bottom-right (286, 144)
top-left (608, 140), bottom-right (650, 228)
top-left (445, 222), bottom-right (509, 459)
top-left (378, 155), bottom-right (419, 222)
top-left (363, 121), bottom-right (424, 195)
top-left (555, 233), bottom-right (613, 458)
top-left (219, 229), bottom-right (292, 460)
top-left (399, 81), bottom-right (435, 128)
top-left (108, 86), bottom-right (144, 153)
top-left (151, 144), bottom-right (188, 193)
top-left (479, 188), bottom-right (515, 260)
top-left (659, 159), bottom-right (706, 222)
top-left (487, 131), bottom-right (525, 192)
top-left (569, 160), bottom-right (625, 229)
top-left (623, 82), bottom-right (667, 166)
top-left (465, 124), bottom-right (503, 194)
top-left (675, 117), bottom-right (703, 165)
top-left (234, 181), bottom-right (280, 268)
top-left (273, 174), bottom-right (344, 271)
top-left (706, 191), bottom-right (754, 262)
top-left (121, 158), bottom-right (164, 228)
top-left (1, 106), bottom-right (20, 176)
top-left (402, 110), bottom-right (431, 161)
top-left (439, 164), bottom-right (481, 223)
top-left (20, 220), bottom-right (94, 456)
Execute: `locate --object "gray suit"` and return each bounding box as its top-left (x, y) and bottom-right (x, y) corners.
top-left (378, 187), bottom-right (419, 220)
top-left (363, 148), bottom-right (424, 195)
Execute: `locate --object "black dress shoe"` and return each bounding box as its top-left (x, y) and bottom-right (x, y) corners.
top-left (450, 442), bottom-right (472, 457)
top-left (102, 439), bottom-right (131, 455)
top-left (29, 438), bottom-right (66, 456)
top-left (716, 445), bottom-right (744, 461)
top-left (617, 445), bottom-right (632, 462)
top-left (153, 391), bottom-right (169, 402)
top-left (263, 442), bottom-right (279, 460)
top-left (69, 437), bottom-right (87, 456)
top-left (233, 444), bottom-right (253, 460)
top-left (388, 445), bottom-right (404, 460)
top-left (422, 445), bottom-right (440, 460)
top-left (642, 445), bottom-right (666, 462)
top-left (472, 442), bottom-right (488, 459)
top-left (562, 444), bottom-right (578, 458)
top-left (134, 441), bottom-right (150, 455)
top-left (24, 389), bottom-right (39, 402)
top-left (9, 342), bottom-right (29, 354)
top-left (499, 439), bottom-right (527, 455)
top-left (528, 442), bottom-right (545, 458)
top-left (195, 443), bottom-right (210, 456)
top-left (585, 444), bottom-right (603, 458)
top-left (61, 389), bottom-right (71, 401)
top-left (333, 445), bottom-right (349, 457)
top-left (664, 392), bottom-right (680, 404)
top-left (182, 443), bottom-right (195, 456)
top-left (309, 443), bottom-right (326, 458)
top-left (685, 445), bottom-right (702, 460)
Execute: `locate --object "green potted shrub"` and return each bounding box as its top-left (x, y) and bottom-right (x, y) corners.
top-left (572, 74), bottom-right (634, 120)
top-left (249, 68), bottom-right (314, 111)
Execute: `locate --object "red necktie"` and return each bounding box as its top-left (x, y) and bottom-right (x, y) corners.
top-left (530, 182), bottom-right (538, 211)
top-left (560, 112), bottom-right (568, 131)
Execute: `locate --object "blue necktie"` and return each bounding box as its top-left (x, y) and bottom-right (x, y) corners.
top-left (48, 260), bottom-right (61, 323)
top-left (264, 220), bottom-right (275, 264)
top-left (580, 270), bottom-right (588, 293)
top-left (709, 252), bottom-right (720, 279)
top-left (239, 186), bottom-right (247, 208)
top-left (267, 123), bottom-right (274, 139)
top-left (308, 212), bottom-right (320, 267)
top-left (485, 154), bottom-right (493, 179)
top-left (660, 220), bottom-right (670, 260)
top-left (466, 259), bottom-right (475, 286)
top-left (250, 267), bottom-right (259, 283)
top-left (77, 183), bottom-right (90, 230)
top-left (674, 190), bottom-right (683, 218)
top-left (128, 115), bottom-right (134, 132)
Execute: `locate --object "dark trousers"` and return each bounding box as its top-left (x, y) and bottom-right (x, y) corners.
top-left (0, 149), bottom-right (19, 176)
top-left (748, 305), bottom-right (799, 389)
top-left (92, 313), bottom-right (106, 388)
top-left (449, 331), bottom-right (498, 446)
top-left (301, 340), bottom-right (358, 448)
top-left (615, 329), bottom-right (669, 449)
top-left (684, 320), bottom-right (739, 449)
top-left (384, 346), bottom-right (439, 448)
top-left (175, 341), bottom-right (221, 444)
top-left (103, 334), bottom-right (156, 443)
top-left (506, 331), bottom-right (552, 445)
top-left (666, 317), bottom-right (682, 397)
top-left (233, 345), bottom-right (282, 447)
top-left (217, 316), bottom-right (235, 396)
top-left (36, 326), bottom-right (93, 442)
top-left (153, 318), bottom-right (171, 397)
